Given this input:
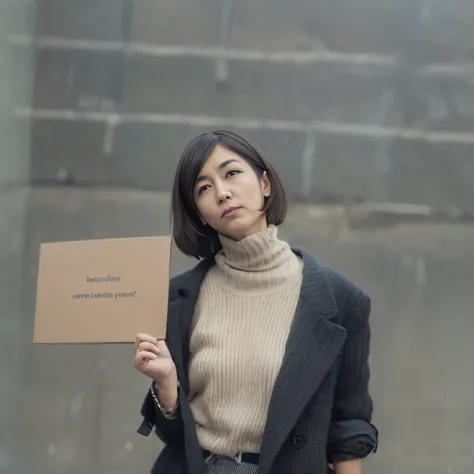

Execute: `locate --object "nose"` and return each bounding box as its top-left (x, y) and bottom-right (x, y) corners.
top-left (216, 188), bottom-right (231, 203)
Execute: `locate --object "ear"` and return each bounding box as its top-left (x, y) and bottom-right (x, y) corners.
top-left (261, 171), bottom-right (271, 197)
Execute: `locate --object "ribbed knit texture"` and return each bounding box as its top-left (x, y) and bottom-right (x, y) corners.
top-left (188, 225), bottom-right (304, 456)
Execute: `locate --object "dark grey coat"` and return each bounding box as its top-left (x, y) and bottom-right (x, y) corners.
top-left (137, 248), bottom-right (378, 474)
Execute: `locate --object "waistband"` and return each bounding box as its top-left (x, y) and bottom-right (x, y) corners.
top-left (203, 450), bottom-right (260, 466)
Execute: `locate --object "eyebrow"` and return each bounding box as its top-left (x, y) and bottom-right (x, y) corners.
top-left (195, 158), bottom-right (240, 184)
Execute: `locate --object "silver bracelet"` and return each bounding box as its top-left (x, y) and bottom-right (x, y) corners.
top-left (150, 380), bottom-right (180, 419)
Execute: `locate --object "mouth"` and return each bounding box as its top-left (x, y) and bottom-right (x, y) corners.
top-left (222, 206), bottom-right (241, 218)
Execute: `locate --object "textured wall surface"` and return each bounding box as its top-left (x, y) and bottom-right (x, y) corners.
top-left (1, 1), bottom-right (474, 473)
top-left (9, 0), bottom-right (474, 212)
top-left (0, 1), bottom-right (35, 472)
top-left (6, 187), bottom-right (474, 474)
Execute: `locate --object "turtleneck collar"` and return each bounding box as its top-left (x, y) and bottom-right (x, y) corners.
top-left (212, 225), bottom-right (303, 293)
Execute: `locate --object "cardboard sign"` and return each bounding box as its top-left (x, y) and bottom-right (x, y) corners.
top-left (34, 236), bottom-right (172, 344)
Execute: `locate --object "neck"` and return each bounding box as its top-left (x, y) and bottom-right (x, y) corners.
top-left (213, 225), bottom-right (302, 293)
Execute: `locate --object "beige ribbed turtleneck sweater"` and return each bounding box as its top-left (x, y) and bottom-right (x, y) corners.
top-left (188, 225), bottom-right (304, 456)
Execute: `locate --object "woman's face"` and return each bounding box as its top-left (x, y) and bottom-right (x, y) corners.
top-left (193, 144), bottom-right (271, 240)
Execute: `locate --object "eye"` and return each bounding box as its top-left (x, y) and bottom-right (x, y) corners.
top-left (197, 184), bottom-right (210, 195)
top-left (226, 170), bottom-right (241, 178)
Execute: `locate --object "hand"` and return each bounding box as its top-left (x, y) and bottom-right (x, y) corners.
top-left (133, 333), bottom-right (177, 387)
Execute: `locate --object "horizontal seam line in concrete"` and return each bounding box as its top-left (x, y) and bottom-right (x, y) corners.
top-left (8, 34), bottom-right (474, 78)
top-left (13, 107), bottom-right (474, 145)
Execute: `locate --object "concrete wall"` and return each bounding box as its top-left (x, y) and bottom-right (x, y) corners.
top-left (13, 187), bottom-right (474, 474)
top-left (2, 1), bottom-right (474, 473)
top-left (0, 1), bottom-right (35, 472)
top-left (9, 0), bottom-right (474, 212)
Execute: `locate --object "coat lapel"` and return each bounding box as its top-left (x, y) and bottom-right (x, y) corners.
top-left (258, 250), bottom-right (347, 474)
top-left (170, 260), bottom-right (213, 474)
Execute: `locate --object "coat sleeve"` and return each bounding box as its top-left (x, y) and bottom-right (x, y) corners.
top-left (137, 382), bottom-right (185, 446)
top-left (326, 290), bottom-right (378, 462)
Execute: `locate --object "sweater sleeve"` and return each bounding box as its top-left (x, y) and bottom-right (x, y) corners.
top-left (137, 383), bottom-right (185, 446)
top-left (326, 291), bottom-right (378, 462)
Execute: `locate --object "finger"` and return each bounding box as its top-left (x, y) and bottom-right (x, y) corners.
top-left (156, 340), bottom-right (168, 350)
top-left (134, 350), bottom-right (158, 366)
top-left (134, 333), bottom-right (158, 352)
top-left (138, 341), bottom-right (160, 355)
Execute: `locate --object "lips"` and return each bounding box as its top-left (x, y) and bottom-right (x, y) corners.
top-left (222, 206), bottom-right (241, 218)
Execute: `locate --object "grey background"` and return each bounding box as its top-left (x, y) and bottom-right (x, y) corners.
top-left (1, 0), bottom-right (474, 473)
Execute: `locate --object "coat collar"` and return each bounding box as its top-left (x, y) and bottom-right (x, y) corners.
top-left (172, 249), bottom-right (347, 474)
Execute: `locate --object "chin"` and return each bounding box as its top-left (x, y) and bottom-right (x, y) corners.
top-left (218, 219), bottom-right (253, 240)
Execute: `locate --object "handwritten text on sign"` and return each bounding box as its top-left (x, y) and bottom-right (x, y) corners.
top-left (72, 275), bottom-right (137, 300)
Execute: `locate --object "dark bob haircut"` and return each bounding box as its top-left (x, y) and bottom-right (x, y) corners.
top-left (171, 129), bottom-right (287, 260)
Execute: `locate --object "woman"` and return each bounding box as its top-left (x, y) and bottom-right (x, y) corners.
top-left (134, 130), bottom-right (378, 474)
